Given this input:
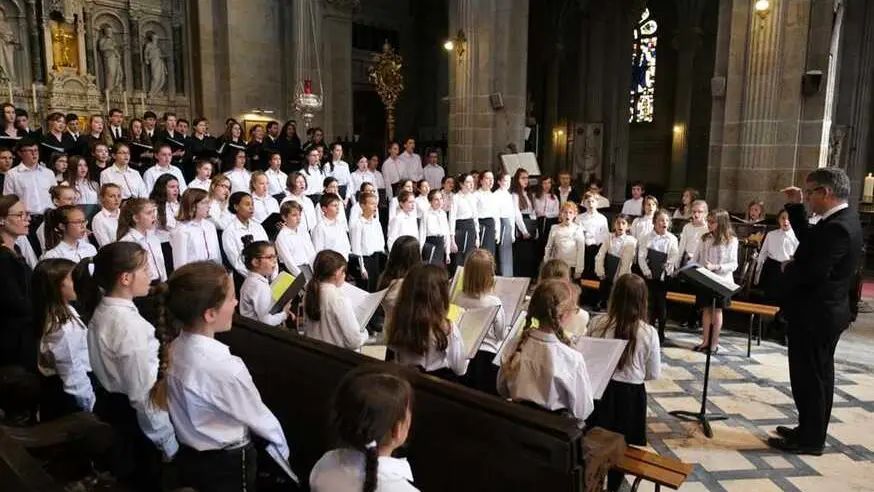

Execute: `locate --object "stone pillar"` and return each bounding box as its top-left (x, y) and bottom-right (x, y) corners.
top-left (322, 0), bottom-right (355, 140)
top-left (129, 12), bottom-right (143, 91)
top-left (447, 0), bottom-right (529, 174)
top-left (83, 9), bottom-right (96, 78)
top-left (665, 0), bottom-right (706, 202)
top-left (25, 0), bottom-right (44, 82)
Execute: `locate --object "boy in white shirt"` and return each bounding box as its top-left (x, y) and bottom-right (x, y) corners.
top-left (621, 181), bottom-right (645, 216)
top-left (311, 193), bottom-right (351, 259)
top-left (99, 144), bottom-right (148, 199)
top-left (144, 143), bottom-right (187, 195)
top-left (422, 150), bottom-right (445, 191)
top-left (91, 183), bottom-right (122, 247)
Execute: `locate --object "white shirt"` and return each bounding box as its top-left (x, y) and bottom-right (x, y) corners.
top-left (474, 189), bottom-right (502, 241)
top-left (100, 164), bottom-right (148, 199)
top-left (391, 322), bottom-right (469, 375)
top-left (144, 164), bottom-right (187, 195)
top-left (240, 272), bottom-right (288, 326)
top-left (326, 161), bottom-right (352, 197)
top-left (575, 211), bottom-right (609, 246)
top-left (820, 202), bottom-right (849, 221)
top-left (387, 209), bottom-right (418, 251)
top-left (170, 219), bottom-right (222, 269)
top-left (678, 222), bottom-right (709, 260)
top-left (74, 180), bottom-right (100, 205)
top-left (423, 164), bottom-right (445, 191)
top-left (638, 231), bottom-right (680, 280)
top-left (372, 170), bottom-right (390, 199)
top-left (349, 169), bottom-right (375, 200)
top-left (497, 330), bottom-right (593, 423)
top-left (557, 186), bottom-right (574, 205)
top-left (37, 305), bottom-right (95, 412)
top-left (222, 217), bottom-right (269, 277)
top-left (622, 197), bottom-right (644, 216)
top-left (454, 293), bottom-right (507, 353)
top-left (595, 233), bottom-right (637, 281)
top-left (756, 228), bottom-right (799, 283)
top-left (120, 228), bottom-right (167, 281)
top-left (154, 201), bottom-right (179, 243)
top-left (188, 177), bottom-right (211, 192)
top-left (414, 196), bottom-right (429, 218)
top-left (304, 282), bottom-right (368, 351)
top-left (696, 236), bottom-right (739, 282)
top-left (588, 316), bottom-right (661, 385)
top-left (533, 194), bottom-right (559, 218)
top-left (317, 201), bottom-right (349, 231)
top-left (42, 238), bottom-right (97, 262)
top-left (88, 297), bottom-right (178, 458)
top-left (381, 156), bottom-right (404, 185)
top-left (399, 151), bottom-right (423, 181)
top-left (252, 193), bottom-right (280, 224)
top-left (350, 215), bottom-right (386, 258)
top-left (14, 235), bottom-right (38, 269)
top-left (418, 208), bottom-right (450, 262)
top-left (513, 192), bottom-right (536, 237)
top-left (449, 192), bottom-right (479, 236)
top-left (275, 225), bottom-right (316, 276)
top-left (265, 168), bottom-right (288, 196)
top-left (281, 193), bottom-right (318, 232)
top-left (208, 201), bottom-right (234, 231)
top-left (544, 223), bottom-right (587, 273)
top-left (312, 217), bottom-right (351, 259)
top-left (310, 448), bottom-right (418, 492)
top-left (629, 214), bottom-right (654, 241)
top-left (303, 165), bottom-right (325, 196)
top-left (166, 332), bottom-right (289, 460)
top-left (224, 168), bottom-right (252, 195)
top-left (3, 162), bottom-right (56, 213)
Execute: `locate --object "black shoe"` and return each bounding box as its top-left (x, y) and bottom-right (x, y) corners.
top-left (775, 426), bottom-right (797, 439)
top-left (766, 437), bottom-right (823, 456)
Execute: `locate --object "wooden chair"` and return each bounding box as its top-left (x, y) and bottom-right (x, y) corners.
top-left (614, 447), bottom-right (693, 492)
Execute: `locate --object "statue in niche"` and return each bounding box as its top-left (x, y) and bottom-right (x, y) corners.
top-left (143, 31), bottom-right (167, 96)
top-left (0, 12), bottom-right (17, 82)
top-left (98, 25), bottom-right (124, 91)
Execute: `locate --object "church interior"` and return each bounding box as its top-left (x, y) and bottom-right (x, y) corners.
top-left (1, 0), bottom-right (874, 491)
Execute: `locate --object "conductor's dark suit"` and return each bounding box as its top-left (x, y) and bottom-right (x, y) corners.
top-left (779, 203), bottom-right (862, 447)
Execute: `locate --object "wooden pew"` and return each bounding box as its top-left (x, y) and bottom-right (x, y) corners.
top-left (217, 316), bottom-right (588, 492)
top-left (615, 447), bottom-right (693, 492)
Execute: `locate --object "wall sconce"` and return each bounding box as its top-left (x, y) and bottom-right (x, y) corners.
top-left (754, 0), bottom-right (771, 20)
top-left (443, 29), bottom-right (467, 61)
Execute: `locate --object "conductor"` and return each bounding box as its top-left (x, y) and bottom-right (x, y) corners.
top-left (768, 168), bottom-right (862, 455)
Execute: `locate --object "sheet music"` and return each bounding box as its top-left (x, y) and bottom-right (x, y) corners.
top-left (517, 152), bottom-right (542, 175)
top-left (492, 311), bottom-right (527, 366)
top-left (694, 266), bottom-right (741, 292)
top-left (361, 345), bottom-right (387, 360)
top-left (500, 154), bottom-right (521, 177)
top-left (266, 444), bottom-right (300, 484)
top-left (494, 276), bottom-right (530, 322)
top-left (456, 306), bottom-right (500, 359)
top-left (340, 283), bottom-right (389, 329)
top-left (605, 253), bottom-right (621, 281)
top-left (572, 337), bottom-right (628, 399)
top-left (269, 272), bottom-right (305, 315)
top-left (449, 266), bottom-right (464, 302)
top-left (271, 272), bottom-right (296, 302)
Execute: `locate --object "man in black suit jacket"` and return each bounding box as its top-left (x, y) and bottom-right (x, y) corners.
top-left (768, 167), bottom-right (862, 455)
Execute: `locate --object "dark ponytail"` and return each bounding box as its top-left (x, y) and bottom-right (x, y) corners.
top-left (149, 282), bottom-right (174, 410)
top-left (364, 444), bottom-right (379, 492)
top-left (241, 238), bottom-right (270, 270)
top-left (304, 250), bottom-right (347, 322)
top-left (72, 242), bottom-right (148, 323)
top-left (44, 205), bottom-right (77, 251)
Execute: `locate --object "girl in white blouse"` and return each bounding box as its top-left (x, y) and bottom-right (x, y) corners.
top-left (511, 169), bottom-right (538, 278)
top-left (304, 250), bottom-right (368, 350)
top-left (350, 192), bottom-right (385, 292)
top-left (629, 195), bottom-right (658, 241)
top-left (280, 171), bottom-right (317, 232)
top-left (678, 199), bottom-right (709, 265)
top-left (474, 171), bottom-right (501, 257)
top-left (349, 182), bottom-right (378, 229)
top-left (587, 274), bottom-right (660, 492)
top-left (275, 200), bottom-right (317, 277)
top-left (170, 188), bottom-right (222, 269)
top-left (672, 188), bottom-right (698, 220)
top-left (414, 180), bottom-right (430, 218)
top-left (377, 237), bottom-right (423, 340)
top-left (318, 177), bottom-right (349, 231)
top-left (34, 258), bottom-right (95, 421)
top-left (595, 214), bottom-right (636, 309)
top-left (755, 209), bottom-right (799, 297)
top-left (150, 174), bottom-right (180, 273)
top-left (325, 143), bottom-right (352, 202)
top-left (239, 240), bottom-right (293, 327)
top-left (249, 171), bottom-right (280, 224)
top-left (222, 192), bottom-right (269, 283)
top-left (67, 156), bottom-right (100, 205)
top-left (441, 175), bottom-right (456, 213)
top-left (575, 193), bottom-right (610, 281)
top-left (494, 172), bottom-right (516, 276)
top-left (264, 150), bottom-right (288, 196)
top-left (543, 202), bottom-right (587, 279)
top-left (187, 159), bottom-right (213, 192)
top-left (117, 198), bottom-right (168, 282)
top-left (497, 279), bottom-right (594, 424)
top-left (454, 249), bottom-right (507, 394)
top-left (91, 183), bottom-right (122, 248)
top-left (207, 174), bottom-right (234, 231)
top-left (310, 366), bottom-right (417, 492)
top-left (41, 205), bottom-right (97, 262)
top-left (368, 154), bottom-right (391, 203)
top-left (387, 263), bottom-right (469, 381)
top-left (388, 179), bottom-right (414, 222)
top-left (418, 190), bottom-right (451, 266)
top-left (223, 149), bottom-right (252, 195)
top-left (638, 210), bottom-right (680, 341)
top-left (694, 209), bottom-right (739, 353)
top-left (449, 173), bottom-right (480, 270)
top-left (533, 175), bottom-right (559, 243)
top-left (349, 156), bottom-right (375, 204)
top-left (387, 190), bottom-right (418, 252)
top-left (152, 262), bottom-right (290, 492)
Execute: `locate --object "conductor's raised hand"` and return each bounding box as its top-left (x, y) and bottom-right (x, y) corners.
top-left (782, 186), bottom-right (803, 204)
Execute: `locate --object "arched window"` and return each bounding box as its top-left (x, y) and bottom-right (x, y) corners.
top-left (629, 8), bottom-right (658, 123)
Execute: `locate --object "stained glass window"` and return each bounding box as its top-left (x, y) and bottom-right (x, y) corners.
top-left (629, 8), bottom-right (658, 123)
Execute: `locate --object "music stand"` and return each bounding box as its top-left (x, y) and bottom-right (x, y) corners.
top-left (669, 264), bottom-right (740, 438)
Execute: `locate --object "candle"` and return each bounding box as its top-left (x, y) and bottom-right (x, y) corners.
top-left (105, 89), bottom-right (110, 114)
top-left (864, 173), bottom-right (874, 203)
top-left (123, 90), bottom-right (129, 117)
top-left (31, 83), bottom-right (37, 114)
top-left (6, 81), bottom-right (12, 104)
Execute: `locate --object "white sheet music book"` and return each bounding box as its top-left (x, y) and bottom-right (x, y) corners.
top-left (517, 152), bottom-right (542, 175)
top-left (340, 283), bottom-right (389, 329)
top-left (492, 311), bottom-right (527, 366)
top-left (494, 276), bottom-right (530, 322)
top-left (676, 262), bottom-right (741, 294)
top-left (500, 153), bottom-right (521, 176)
top-left (572, 337), bottom-right (628, 399)
top-left (452, 305), bottom-right (500, 359)
top-left (361, 345), bottom-right (387, 360)
top-left (266, 444), bottom-right (300, 484)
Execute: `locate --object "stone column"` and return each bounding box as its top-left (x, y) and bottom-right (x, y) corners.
top-left (83, 9), bottom-right (96, 77)
top-left (665, 0), bottom-right (706, 202)
top-left (129, 12), bottom-right (142, 91)
top-left (25, 0), bottom-right (44, 82)
top-left (447, 0), bottom-right (529, 174)
top-left (322, 0), bottom-right (355, 140)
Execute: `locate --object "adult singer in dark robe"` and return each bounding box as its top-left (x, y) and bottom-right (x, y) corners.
top-left (769, 167), bottom-right (862, 455)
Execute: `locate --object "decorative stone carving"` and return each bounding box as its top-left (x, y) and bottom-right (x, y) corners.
top-left (45, 69), bottom-right (102, 114)
top-left (97, 24), bottom-right (124, 90)
top-left (143, 30), bottom-right (166, 96)
top-left (0, 10), bottom-right (17, 81)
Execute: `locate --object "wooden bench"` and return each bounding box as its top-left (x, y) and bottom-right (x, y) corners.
top-left (581, 280), bottom-right (777, 356)
top-left (218, 316), bottom-right (597, 492)
top-left (614, 446), bottom-right (693, 492)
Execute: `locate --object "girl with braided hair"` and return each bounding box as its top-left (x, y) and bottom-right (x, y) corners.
top-left (497, 279), bottom-right (594, 423)
top-left (310, 364), bottom-right (417, 492)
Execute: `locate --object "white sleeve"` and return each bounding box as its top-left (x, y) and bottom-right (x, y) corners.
top-left (666, 236), bottom-right (681, 276)
top-left (619, 238), bottom-right (636, 277)
top-left (222, 230), bottom-right (248, 277)
top-left (275, 234), bottom-right (302, 277)
top-left (755, 234), bottom-right (772, 284)
top-left (638, 235), bottom-right (652, 278)
top-left (216, 364), bottom-right (290, 459)
top-left (567, 359), bottom-right (595, 422)
top-left (144, 170), bottom-right (155, 195)
top-left (92, 215), bottom-right (110, 247)
top-left (2, 171), bottom-right (12, 195)
top-left (645, 327), bottom-right (662, 380)
top-left (48, 328), bottom-right (96, 412)
top-left (170, 227), bottom-right (188, 270)
top-left (311, 224), bottom-right (326, 253)
top-left (134, 174), bottom-right (149, 198)
top-left (573, 228), bottom-right (587, 276)
top-left (449, 196), bottom-right (458, 235)
top-left (253, 282), bottom-right (288, 326)
top-left (445, 323), bottom-right (470, 376)
top-left (513, 194), bottom-right (528, 236)
top-left (386, 217), bottom-right (400, 251)
top-left (332, 295), bottom-right (368, 350)
top-left (594, 240), bottom-right (608, 279)
top-left (715, 239), bottom-right (739, 276)
top-left (543, 228), bottom-right (556, 262)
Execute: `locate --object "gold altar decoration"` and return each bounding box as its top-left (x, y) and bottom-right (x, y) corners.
top-left (368, 42), bottom-right (404, 142)
top-left (50, 21), bottom-right (79, 72)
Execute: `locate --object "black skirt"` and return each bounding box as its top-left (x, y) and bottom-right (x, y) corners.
top-left (582, 244), bottom-right (600, 279)
top-left (513, 218), bottom-right (539, 278)
top-left (497, 217), bottom-right (514, 277)
top-left (463, 349), bottom-right (500, 395)
top-left (453, 218), bottom-right (477, 269)
top-left (758, 257), bottom-right (783, 301)
top-left (39, 373), bottom-right (86, 422)
top-left (588, 380), bottom-right (647, 446)
top-left (423, 235), bottom-right (446, 266)
top-left (177, 442), bottom-right (257, 492)
top-left (479, 218), bottom-right (497, 256)
top-left (421, 366), bottom-right (461, 383)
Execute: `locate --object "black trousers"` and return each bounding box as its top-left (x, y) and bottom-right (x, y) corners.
top-left (647, 278), bottom-right (668, 341)
top-left (177, 442), bottom-right (258, 492)
top-left (787, 328), bottom-right (842, 447)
